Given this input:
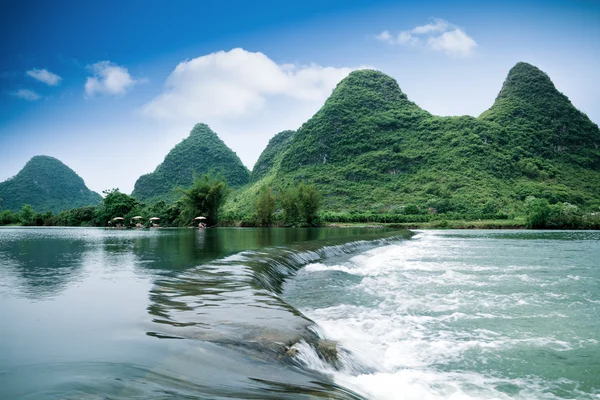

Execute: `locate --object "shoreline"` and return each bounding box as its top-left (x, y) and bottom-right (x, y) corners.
top-left (326, 219), bottom-right (527, 230)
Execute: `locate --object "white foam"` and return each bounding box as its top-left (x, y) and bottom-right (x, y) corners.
top-left (290, 230), bottom-right (593, 399)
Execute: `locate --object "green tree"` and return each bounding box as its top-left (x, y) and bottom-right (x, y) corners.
top-left (178, 174), bottom-right (228, 226)
top-left (524, 196), bottom-right (550, 228)
top-left (255, 186), bottom-right (276, 226)
top-left (280, 187), bottom-right (301, 226)
top-left (95, 189), bottom-right (140, 226)
top-left (297, 183), bottom-right (321, 226)
top-left (403, 204), bottom-right (421, 215)
top-left (20, 204), bottom-right (35, 226)
top-left (0, 210), bottom-right (18, 225)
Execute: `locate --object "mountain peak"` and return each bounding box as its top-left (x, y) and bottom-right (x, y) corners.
top-left (22, 155), bottom-right (80, 179)
top-left (190, 123), bottom-right (214, 136)
top-left (495, 62), bottom-right (558, 102)
top-left (480, 62), bottom-right (600, 165)
top-left (332, 69), bottom-right (409, 103)
top-left (0, 155), bottom-right (101, 213)
top-left (132, 124), bottom-right (250, 202)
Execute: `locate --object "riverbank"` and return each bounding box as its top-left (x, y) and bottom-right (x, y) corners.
top-left (326, 218), bottom-right (527, 229)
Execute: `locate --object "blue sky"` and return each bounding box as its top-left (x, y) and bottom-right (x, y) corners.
top-left (1, 0), bottom-right (599, 195)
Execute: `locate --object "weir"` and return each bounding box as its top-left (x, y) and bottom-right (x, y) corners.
top-left (146, 229), bottom-right (413, 362)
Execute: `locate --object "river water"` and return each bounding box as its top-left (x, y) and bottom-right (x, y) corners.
top-left (0, 228), bottom-right (598, 399)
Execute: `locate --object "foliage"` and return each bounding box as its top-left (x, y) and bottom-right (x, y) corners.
top-left (0, 155), bottom-right (101, 213)
top-left (20, 204), bottom-right (35, 226)
top-left (278, 183), bottom-right (321, 226)
top-left (251, 130), bottom-right (295, 182)
top-left (0, 210), bottom-right (18, 225)
top-left (523, 196), bottom-right (599, 229)
top-left (280, 187), bottom-right (301, 226)
top-left (524, 197), bottom-right (550, 228)
top-left (254, 186), bottom-right (276, 226)
top-left (132, 124), bottom-right (249, 203)
top-left (178, 174), bottom-right (229, 226)
top-left (94, 189), bottom-right (141, 226)
top-left (225, 64), bottom-right (600, 219)
top-left (297, 183), bottom-right (321, 226)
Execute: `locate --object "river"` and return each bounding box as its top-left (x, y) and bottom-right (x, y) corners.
top-left (0, 228), bottom-right (598, 399)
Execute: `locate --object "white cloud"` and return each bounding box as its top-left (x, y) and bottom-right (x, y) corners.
top-left (85, 61), bottom-right (138, 96)
top-left (11, 89), bottom-right (41, 101)
top-left (397, 32), bottom-right (420, 46)
top-left (376, 18), bottom-right (477, 57)
top-left (26, 68), bottom-right (62, 86)
top-left (143, 48), bottom-right (360, 120)
top-left (428, 29), bottom-right (478, 57)
top-left (376, 30), bottom-right (393, 42)
top-left (137, 48), bottom-right (369, 177)
top-left (411, 19), bottom-right (449, 34)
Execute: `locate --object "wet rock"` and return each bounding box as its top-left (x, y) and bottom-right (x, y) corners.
top-left (316, 339), bottom-right (339, 364)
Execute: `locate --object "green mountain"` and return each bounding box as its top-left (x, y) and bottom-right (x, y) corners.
top-left (0, 155), bottom-right (101, 213)
top-left (480, 62), bottom-right (600, 167)
top-left (132, 123), bottom-right (250, 202)
top-left (251, 130), bottom-right (295, 182)
top-left (226, 63), bottom-right (600, 215)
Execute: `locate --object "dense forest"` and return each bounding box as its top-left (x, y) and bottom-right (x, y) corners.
top-left (0, 156), bottom-right (101, 213)
top-left (2, 62), bottom-right (600, 229)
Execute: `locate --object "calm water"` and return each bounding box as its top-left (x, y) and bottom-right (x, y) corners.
top-left (0, 228), bottom-right (598, 399)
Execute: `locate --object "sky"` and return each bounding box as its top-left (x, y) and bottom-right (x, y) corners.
top-left (1, 0), bottom-right (599, 195)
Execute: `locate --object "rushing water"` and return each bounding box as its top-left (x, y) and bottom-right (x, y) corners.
top-left (0, 228), bottom-right (598, 399)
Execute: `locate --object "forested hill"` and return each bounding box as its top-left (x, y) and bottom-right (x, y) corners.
top-left (132, 123), bottom-right (250, 202)
top-left (0, 155), bottom-right (101, 213)
top-left (226, 63), bottom-right (600, 215)
top-left (250, 130), bottom-right (295, 182)
top-left (479, 62), bottom-right (600, 167)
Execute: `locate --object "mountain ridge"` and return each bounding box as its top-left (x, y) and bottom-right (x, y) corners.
top-left (225, 62), bottom-right (600, 215)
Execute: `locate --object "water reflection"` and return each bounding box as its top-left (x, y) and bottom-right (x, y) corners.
top-left (0, 228), bottom-right (87, 299)
top-left (0, 226), bottom-right (408, 399)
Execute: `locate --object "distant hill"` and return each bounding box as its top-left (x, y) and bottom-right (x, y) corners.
top-left (132, 123), bottom-right (250, 202)
top-left (0, 156), bottom-right (101, 213)
top-left (226, 63), bottom-right (600, 215)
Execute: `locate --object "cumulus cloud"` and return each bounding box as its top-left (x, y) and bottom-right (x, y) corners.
top-left (11, 89), bottom-right (41, 101)
top-left (428, 29), bottom-right (478, 57)
top-left (85, 61), bottom-right (138, 96)
top-left (26, 68), bottom-right (62, 86)
top-left (376, 18), bottom-right (477, 57)
top-left (411, 19), bottom-right (449, 34)
top-left (142, 48), bottom-right (360, 120)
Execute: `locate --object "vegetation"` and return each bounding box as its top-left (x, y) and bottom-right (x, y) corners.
top-left (94, 189), bottom-right (142, 225)
top-left (2, 63), bottom-right (599, 231)
top-left (224, 63), bottom-right (600, 225)
top-left (178, 174), bottom-right (229, 226)
top-left (254, 186), bottom-right (276, 226)
top-left (0, 155), bottom-right (101, 213)
top-left (132, 123), bottom-right (249, 203)
top-left (251, 130), bottom-right (295, 182)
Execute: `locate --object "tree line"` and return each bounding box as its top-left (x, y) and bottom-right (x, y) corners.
top-left (0, 175), bottom-right (322, 228)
